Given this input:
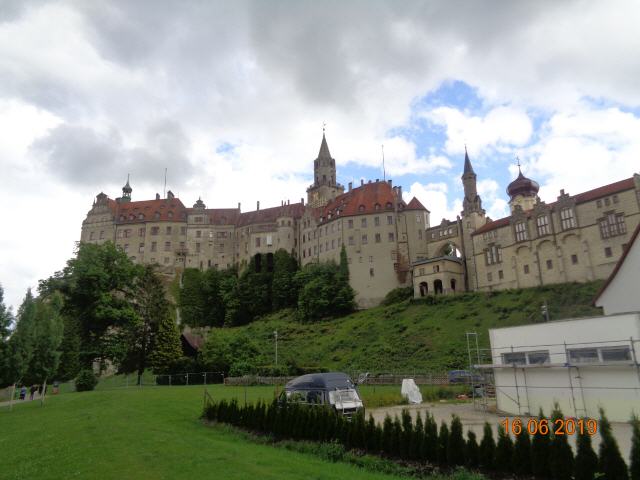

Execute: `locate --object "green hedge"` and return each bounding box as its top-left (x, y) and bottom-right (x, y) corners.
top-left (204, 400), bottom-right (637, 479)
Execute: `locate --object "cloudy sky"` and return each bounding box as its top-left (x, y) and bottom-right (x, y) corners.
top-left (1, 0), bottom-right (639, 311)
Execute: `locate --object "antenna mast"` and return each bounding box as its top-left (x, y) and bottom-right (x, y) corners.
top-left (163, 168), bottom-right (167, 198)
top-left (381, 144), bottom-right (386, 181)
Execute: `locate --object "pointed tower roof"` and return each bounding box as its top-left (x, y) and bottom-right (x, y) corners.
top-left (318, 133), bottom-right (332, 159)
top-left (463, 147), bottom-right (474, 175)
top-left (122, 174), bottom-right (132, 194)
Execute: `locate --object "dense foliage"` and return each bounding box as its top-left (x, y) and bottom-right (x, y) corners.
top-left (204, 401), bottom-right (632, 478)
top-left (75, 369), bottom-right (98, 391)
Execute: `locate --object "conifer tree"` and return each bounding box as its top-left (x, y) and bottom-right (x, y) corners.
top-left (549, 404), bottom-right (574, 480)
top-left (598, 408), bottom-right (629, 480)
top-left (56, 316), bottom-right (81, 381)
top-left (366, 414), bottom-right (379, 452)
top-left (401, 409), bottom-right (413, 459)
top-left (392, 415), bottom-right (403, 457)
top-left (0, 284), bottom-right (14, 386)
top-left (438, 420), bottom-right (450, 465)
top-left (466, 430), bottom-right (480, 468)
top-left (495, 424), bottom-right (514, 472)
top-left (382, 414), bottom-right (394, 454)
top-left (423, 412), bottom-right (439, 462)
top-left (339, 245), bottom-right (349, 281)
top-left (574, 420), bottom-right (598, 480)
top-left (413, 412), bottom-right (425, 461)
top-left (631, 414), bottom-right (640, 480)
top-left (148, 312), bottom-right (182, 374)
top-left (531, 408), bottom-right (551, 478)
top-left (513, 429), bottom-right (532, 476)
top-left (448, 415), bottom-right (466, 466)
top-left (479, 422), bottom-right (496, 470)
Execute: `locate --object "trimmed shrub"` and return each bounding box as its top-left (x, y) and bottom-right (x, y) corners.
top-left (531, 409), bottom-right (551, 478)
top-left (494, 424), bottom-right (513, 472)
top-left (549, 405), bottom-right (574, 480)
top-left (574, 420), bottom-right (598, 480)
top-left (631, 414), bottom-right (640, 480)
top-left (423, 411), bottom-right (438, 462)
top-left (412, 412), bottom-right (424, 461)
top-left (75, 369), bottom-right (98, 392)
top-left (466, 430), bottom-right (479, 468)
top-left (598, 408), bottom-right (628, 480)
top-left (400, 409), bottom-right (413, 460)
top-left (438, 420), bottom-right (449, 465)
top-left (512, 429), bottom-right (532, 476)
top-left (479, 422), bottom-right (495, 470)
top-left (448, 415), bottom-right (466, 466)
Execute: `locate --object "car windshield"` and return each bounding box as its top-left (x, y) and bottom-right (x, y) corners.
top-left (329, 389), bottom-right (361, 404)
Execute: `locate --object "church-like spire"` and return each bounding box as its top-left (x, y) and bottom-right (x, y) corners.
top-left (121, 174), bottom-right (132, 202)
top-left (318, 132), bottom-right (331, 159)
top-left (463, 146), bottom-right (474, 175)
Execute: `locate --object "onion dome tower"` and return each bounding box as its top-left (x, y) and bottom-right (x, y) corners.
top-left (507, 160), bottom-right (539, 212)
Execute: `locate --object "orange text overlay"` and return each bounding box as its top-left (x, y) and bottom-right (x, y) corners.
top-left (501, 417), bottom-right (597, 436)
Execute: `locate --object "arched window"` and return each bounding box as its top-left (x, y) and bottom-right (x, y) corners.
top-left (374, 203), bottom-right (381, 211)
top-left (358, 205), bottom-right (365, 212)
top-left (434, 279), bottom-right (443, 295)
top-left (138, 213), bottom-right (144, 220)
top-left (385, 202), bottom-right (393, 209)
top-left (154, 212), bottom-right (160, 219)
top-left (450, 279), bottom-right (457, 292)
top-left (168, 212), bottom-right (173, 219)
top-left (419, 282), bottom-right (428, 297)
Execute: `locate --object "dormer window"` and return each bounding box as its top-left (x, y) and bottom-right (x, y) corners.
top-left (128, 214), bottom-right (134, 220)
top-left (119, 215), bottom-right (125, 221)
top-left (154, 212), bottom-right (161, 220)
top-left (168, 212), bottom-right (173, 219)
top-left (358, 205), bottom-right (365, 212)
top-left (138, 213), bottom-right (144, 220)
top-left (385, 202), bottom-right (393, 209)
top-left (374, 203), bottom-right (381, 211)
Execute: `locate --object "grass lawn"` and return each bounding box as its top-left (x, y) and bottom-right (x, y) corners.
top-left (1, 385), bottom-right (415, 480)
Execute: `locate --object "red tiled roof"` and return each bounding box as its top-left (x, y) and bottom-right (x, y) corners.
top-left (406, 196), bottom-right (429, 211)
top-left (316, 181), bottom-right (404, 221)
top-left (115, 198), bottom-right (188, 223)
top-left (236, 203), bottom-right (305, 227)
top-left (593, 220), bottom-right (640, 306)
top-left (472, 177), bottom-right (635, 236)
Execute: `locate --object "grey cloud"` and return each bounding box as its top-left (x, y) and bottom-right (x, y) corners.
top-left (30, 120), bottom-right (195, 187)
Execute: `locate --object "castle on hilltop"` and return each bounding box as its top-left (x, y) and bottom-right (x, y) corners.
top-left (81, 133), bottom-right (640, 307)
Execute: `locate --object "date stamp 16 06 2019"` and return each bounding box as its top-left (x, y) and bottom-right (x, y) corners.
top-left (501, 417), bottom-right (598, 436)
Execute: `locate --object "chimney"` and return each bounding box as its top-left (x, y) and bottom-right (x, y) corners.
top-left (301, 197), bottom-right (304, 206)
top-left (237, 202), bottom-right (241, 212)
top-left (560, 189), bottom-right (565, 195)
top-left (388, 180), bottom-right (392, 187)
top-left (397, 186), bottom-right (402, 200)
top-left (348, 182), bottom-right (352, 191)
top-left (155, 193), bottom-right (160, 200)
top-left (375, 178), bottom-right (379, 182)
top-left (281, 200), bottom-right (283, 206)
top-left (257, 201), bottom-right (260, 210)
top-left (287, 199), bottom-right (290, 205)
top-left (361, 179), bottom-right (364, 186)
top-left (167, 190), bottom-right (175, 200)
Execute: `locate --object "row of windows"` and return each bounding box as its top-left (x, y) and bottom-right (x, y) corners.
top-left (430, 227), bottom-right (455, 239)
top-left (596, 195), bottom-right (619, 208)
top-left (513, 207), bottom-right (578, 243)
top-left (502, 346), bottom-right (631, 365)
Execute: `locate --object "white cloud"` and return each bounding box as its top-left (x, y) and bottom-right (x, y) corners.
top-left (423, 106), bottom-right (533, 155)
top-left (477, 179), bottom-right (509, 220)
top-left (406, 182), bottom-right (463, 225)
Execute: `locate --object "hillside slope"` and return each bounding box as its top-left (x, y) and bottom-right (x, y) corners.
top-left (205, 281), bottom-right (604, 373)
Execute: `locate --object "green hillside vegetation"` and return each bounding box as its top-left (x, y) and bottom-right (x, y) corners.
top-left (199, 281), bottom-right (604, 374)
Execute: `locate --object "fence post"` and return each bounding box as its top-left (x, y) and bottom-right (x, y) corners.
top-left (9, 383), bottom-right (16, 412)
top-left (186, 373), bottom-right (189, 386)
top-left (169, 375), bottom-right (172, 387)
top-left (204, 372), bottom-right (207, 385)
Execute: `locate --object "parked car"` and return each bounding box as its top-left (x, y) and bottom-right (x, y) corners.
top-left (448, 370), bottom-right (484, 385)
top-left (281, 372), bottom-right (364, 417)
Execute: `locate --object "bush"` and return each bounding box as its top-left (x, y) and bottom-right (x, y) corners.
top-left (550, 404), bottom-right (574, 480)
top-left (479, 422), bottom-right (495, 470)
top-left (381, 287), bottom-right (413, 306)
top-left (75, 369), bottom-right (98, 391)
top-left (574, 421), bottom-right (598, 480)
top-left (598, 408), bottom-right (628, 480)
top-left (494, 424), bottom-right (513, 472)
top-left (631, 414), bottom-right (640, 480)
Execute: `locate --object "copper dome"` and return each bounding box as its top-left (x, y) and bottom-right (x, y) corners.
top-left (507, 170), bottom-right (539, 198)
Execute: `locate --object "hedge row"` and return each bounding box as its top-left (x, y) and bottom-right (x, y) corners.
top-left (203, 399), bottom-right (640, 480)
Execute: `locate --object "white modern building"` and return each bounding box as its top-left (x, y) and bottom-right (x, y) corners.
top-left (483, 223), bottom-right (640, 421)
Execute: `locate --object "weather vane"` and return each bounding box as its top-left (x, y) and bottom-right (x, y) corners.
top-left (516, 156), bottom-right (522, 174)
top-left (322, 121), bottom-right (326, 133)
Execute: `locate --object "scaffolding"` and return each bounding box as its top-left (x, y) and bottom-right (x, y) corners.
top-left (467, 333), bottom-right (640, 418)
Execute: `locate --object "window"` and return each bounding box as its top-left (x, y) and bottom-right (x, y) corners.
top-left (358, 204), bottom-right (365, 212)
top-left (612, 194), bottom-right (619, 204)
top-left (164, 241), bottom-right (171, 252)
top-left (374, 216), bottom-right (380, 227)
top-left (331, 239), bottom-right (335, 249)
top-left (536, 215), bottom-right (550, 236)
top-left (600, 347), bottom-right (631, 362)
top-left (99, 231), bottom-right (104, 240)
top-left (138, 243), bottom-right (144, 253)
top-left (546, 259), bottom-right (553, 270)
top-left (485, 245), bottom-right (502, 265)
top-left (151, 242), bottom-right (157, 252)
top-left (487, 272), bottom-right (493, 282)
top-left (599, 213), bottom-right (626, 238)
top-left (502, 352), bottom-right (526, 365)
top-left (515, 221), bottom-right (528, 242)
top-left (418, 230), bottom-right (423, 240)
top-left (524, 264), bottom-right (530, 274)
top-left (388, 232), bottom-right (395, 242)
top-left (180, 241), bottom-right (185, 249)
top-left (362, 234), bottom-right (368, 244)
top-left (527, 351), bottom-right (550, 364)
top-left (139, 227), bottom-right (145, 237)
top-left (123, 243), bottom-right (129, 252)
top-left (151, 227), bottom-right (159, 235)
top-left (416, 214), bottom-right (421, 223)
top-left (194, 216), bottom-right (203, 223)
top-left (348, 236), bottom-right (354, 246)
top-left (266, 235), bottom-right (273, 246)
top-left (89, 231), bottom-right (94, 240)
top-left (361, 218), bottom-right (367, 228)
top-left (605, 247), bottom-right (613, 258)
top-left (387, 215), bottom-right (393, 225)
top-left (419, 267), bottom-right (425, 275)
top-left (375, 233), bottom-right (381, 243)
top-left (256, 237), bottom-right (261, 247)
top-left (604, 197), bottom-right (610, 206)
top-left (560, 207), bottom-right (577, 230)
top-left (348, 219), bottom-right (353, 229)
top-left (166, 226), bottom-right (172, 235)
top-left (180, 226), bottom-right (187, 235)
top-left (164, 257), bottom-right (170, 264)
top-left (571, 254), bottom-right (578, 264)
top-left (369, 256), bottom-right (373, 263)
top-left (369, 268), bottom-right (374, 277)
top-left (597, 200), bottom-right (602, 208)
top-left (498, 270), bottom-right (504, 280)
top-left (196, 243), bottom-right (201, 253)
top-left (568, 348), bottom-right (599, 364)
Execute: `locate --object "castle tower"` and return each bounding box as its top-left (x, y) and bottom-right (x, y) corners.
top-left (460, 150), bottom-right (486, 291)
top-left (507, 161), bottom-right (539, 213)
top-left (120, 174), bottom-right (132, 203)
top-left (306, 131), bottom-right (344, 207)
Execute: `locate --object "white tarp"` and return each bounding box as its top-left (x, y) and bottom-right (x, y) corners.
top-left (401, 378), bottom-right (423, 404)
